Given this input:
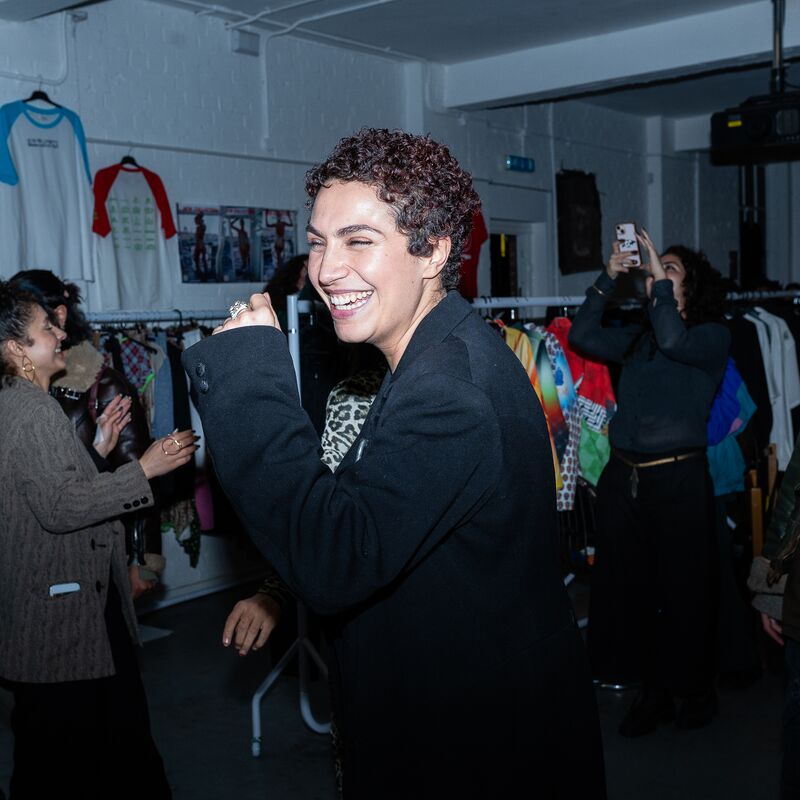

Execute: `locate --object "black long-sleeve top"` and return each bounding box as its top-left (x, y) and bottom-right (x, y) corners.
top-left (568, 271), bottom-right (730, 455)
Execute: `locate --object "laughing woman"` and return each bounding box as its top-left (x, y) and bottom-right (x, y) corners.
top-left (182, 128), bottom-right (606, 799)
top-left (0, 282), bottom-right (197, 800)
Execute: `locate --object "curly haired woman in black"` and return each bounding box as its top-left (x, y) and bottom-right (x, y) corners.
top-left (570, 231), bottom-right (730, 738)
top-left (183, 128), bottom-right (606, 799)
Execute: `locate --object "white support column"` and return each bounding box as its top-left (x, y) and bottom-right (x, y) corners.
top-left (645, 116), bottom-right (664, 250)
top-left (403, 60), bottom-right (425, 135)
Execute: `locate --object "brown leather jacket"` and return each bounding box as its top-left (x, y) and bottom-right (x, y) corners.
top-left (49, 341), bottom-right (163, 573)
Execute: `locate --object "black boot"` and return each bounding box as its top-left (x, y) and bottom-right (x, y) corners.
top-left (675, 689), bottom-right (718, 730)
top-left (618, 687), bottom-right (675, 737)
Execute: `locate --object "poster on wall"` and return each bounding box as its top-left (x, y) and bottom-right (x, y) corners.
top-left (177, 205), bottom-right (296, 283)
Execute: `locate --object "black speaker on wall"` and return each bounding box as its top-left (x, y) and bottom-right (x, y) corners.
top-left (556, 169), bottom-right (603, 275)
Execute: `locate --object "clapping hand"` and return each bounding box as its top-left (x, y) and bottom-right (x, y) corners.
top-left (93, 394), bottom-right (133, 459)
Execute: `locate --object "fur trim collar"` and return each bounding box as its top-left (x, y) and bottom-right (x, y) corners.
top-left (51, 340), bottom-right (105, 393)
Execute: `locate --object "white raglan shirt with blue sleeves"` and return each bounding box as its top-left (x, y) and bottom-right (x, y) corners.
top-left (0, 101), bottom-right (94, 284)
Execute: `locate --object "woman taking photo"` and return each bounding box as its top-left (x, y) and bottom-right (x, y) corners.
top-left (183, 128), bottom-right (606, 799)
top-left (0, 282), bottom-right (196, 799)
top-left (569, 231), bottom-right (729, 737)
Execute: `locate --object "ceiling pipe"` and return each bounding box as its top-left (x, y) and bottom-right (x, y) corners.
top-left (226, 0), bottom-right (324, 31)
top-left (174, 0), bottom-right (419, 60)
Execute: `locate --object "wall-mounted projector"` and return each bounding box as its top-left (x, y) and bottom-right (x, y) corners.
top-left (710, 91), bottom-right (800, 165)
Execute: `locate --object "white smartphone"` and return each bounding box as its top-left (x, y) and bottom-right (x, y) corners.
top-left (615, 222), bottom-right (641, 267)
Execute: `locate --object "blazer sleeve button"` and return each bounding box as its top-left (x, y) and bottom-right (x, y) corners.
top-left (141, 497), bottom-right (149, 504)
top-left (198, 379), bottom-right (209, 394)
top-left (195, 362), bottom-right (206, 377)
top-left (123, 502), bottom-right (132, 510)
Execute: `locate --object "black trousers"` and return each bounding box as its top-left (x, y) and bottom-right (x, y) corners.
top-left (587, 452), bottom-right (718, 694)
top-left (340, 622), bottom-right (607, 799)
top-left (2, 581), bottom-right (170, 800)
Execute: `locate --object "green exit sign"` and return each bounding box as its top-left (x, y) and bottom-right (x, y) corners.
top-left (505, 155), bottom-right (535, 172)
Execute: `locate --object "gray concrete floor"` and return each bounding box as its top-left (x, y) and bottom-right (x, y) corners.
top-left (0, 580), bottom-right (785, 799)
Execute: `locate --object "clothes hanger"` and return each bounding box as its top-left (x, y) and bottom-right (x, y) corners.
top-left (23, 80), bottom-right (62, 109)
top-left (120, 155), bottom-right (139, 167)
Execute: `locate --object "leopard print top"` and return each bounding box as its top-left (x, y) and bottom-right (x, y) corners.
top-left (320, 367), bottom-right (386, 471)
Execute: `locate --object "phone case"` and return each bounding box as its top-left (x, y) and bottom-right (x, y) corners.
top-left (615, 222), bottom-right (640, 266)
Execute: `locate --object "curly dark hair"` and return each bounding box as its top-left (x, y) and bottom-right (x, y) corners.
top-left (662, 245), bottom-right (726, 325)
top-left (305, 128), bottom-right (481, 291)
top-left (0, 280), bottom-right (39, 387)
top-left (10, 269), bottom-right (91, 349)
top-left (264, 254), bottom-right (308, 312)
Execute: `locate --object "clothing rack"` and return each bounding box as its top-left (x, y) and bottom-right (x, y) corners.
top-left (86, 303), bottom-right (330, 751)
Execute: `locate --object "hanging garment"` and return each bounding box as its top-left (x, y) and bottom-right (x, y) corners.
top-left (0, 101), bottom-right (94, 283)
top-left (535, 326), bottom-right (581, 511)
top-left (503, 325), bottom-right (563, 490)
top-left (745, 308), bottom-right (800, 469)
top-left (724, 311), bottom-right (773, 458)
top-left (182, 328), bottom-right (213, 532)
top-left (705, 357), bottom-right (757, 496)
top-left (458, 209), bottom-right (488, 300)
top-left (707, 396), bottom-right (756, 496)
top-left (150, 330), bottom-right (176, 439)
top-left (547, 316), bottom-right (616, 486)
top-left (90, 163), bottom-right (178, 310)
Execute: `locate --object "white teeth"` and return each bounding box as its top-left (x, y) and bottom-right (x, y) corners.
top-left (329, 290), bottom-right (373, 309)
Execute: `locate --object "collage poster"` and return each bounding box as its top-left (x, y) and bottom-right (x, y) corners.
top-left (177, 205), bottom-right (296, 284)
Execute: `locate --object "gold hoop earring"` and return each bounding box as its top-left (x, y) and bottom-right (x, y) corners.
top-left (21, 354), bottom-right (36, 382)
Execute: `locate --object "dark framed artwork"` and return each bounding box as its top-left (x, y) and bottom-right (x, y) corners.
top-left (556, 169), bottom-right (603, 274)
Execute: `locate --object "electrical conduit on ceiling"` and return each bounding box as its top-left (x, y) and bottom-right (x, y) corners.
top-left (176, 0), bottom-right (420, 59)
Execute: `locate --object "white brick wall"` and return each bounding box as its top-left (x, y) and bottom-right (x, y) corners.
top-left (0, 0), bottom-right (747, 310)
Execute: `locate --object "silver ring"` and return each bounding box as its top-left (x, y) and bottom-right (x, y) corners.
top-left (229, 300), bottom-right (250, 320)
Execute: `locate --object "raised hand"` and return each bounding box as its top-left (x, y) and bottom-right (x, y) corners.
top-left (139, 429), bottom-right (200, 479)
top-left (637, 228), bottom-right (666, 282)
top-left (93, 394), bottom-right (133, 459)
top-left (213, 292), bottom-right (282, 335)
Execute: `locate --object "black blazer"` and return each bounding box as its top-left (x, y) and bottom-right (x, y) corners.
top-left (183, 292), bottom-right (600, 797)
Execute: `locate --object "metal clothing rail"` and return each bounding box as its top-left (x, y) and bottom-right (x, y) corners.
top-left (472, 295), bottom-right (585, 310)
top-left (85, 309), bottom-right (228, 325)
top-left (471, 289), bottom-right (800, 311)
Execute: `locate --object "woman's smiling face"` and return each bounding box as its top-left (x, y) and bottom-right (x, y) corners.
top-left (307, 180), bottom-right (447, 370)
top-left (18, 304), bottom-right (67, 385)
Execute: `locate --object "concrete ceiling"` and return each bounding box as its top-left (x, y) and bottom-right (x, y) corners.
top-left (154, 0), bottom-right (800, 120)
top-left (154, 0), bottom-right (761, 63)
top-left (3, 0), bottom-right (798, 121)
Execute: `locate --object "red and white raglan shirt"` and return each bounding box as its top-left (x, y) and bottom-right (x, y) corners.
top-left (91, 163), bottom-right (178, 309)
